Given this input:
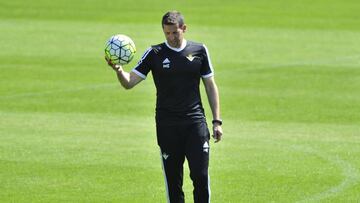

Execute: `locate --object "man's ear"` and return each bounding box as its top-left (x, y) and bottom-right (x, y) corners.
top-left (182, 24), bottom-right (187, 33)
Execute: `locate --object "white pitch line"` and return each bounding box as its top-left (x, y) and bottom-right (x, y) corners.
top-left (0, 83), bottom-right (116, 99)
top-left (294, 145), bottom-right (360, 203)
top-left (255, 138), bottom-right (359, 202)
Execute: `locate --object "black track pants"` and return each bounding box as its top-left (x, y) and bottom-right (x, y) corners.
top-left (157, 121), bottom-right (210, 203)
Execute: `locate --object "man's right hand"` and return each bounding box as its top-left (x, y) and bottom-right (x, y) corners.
top-left (104, 56), bottom-right (143, 89)
top-left (105, 56), bottom-right (123, 72)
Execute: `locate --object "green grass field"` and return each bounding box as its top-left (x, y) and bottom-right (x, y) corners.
top-left (1, 0), bottom-right (360, 202)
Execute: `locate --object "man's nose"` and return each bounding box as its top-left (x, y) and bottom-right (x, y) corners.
top-left (168, 34), bottom-right (175, 40)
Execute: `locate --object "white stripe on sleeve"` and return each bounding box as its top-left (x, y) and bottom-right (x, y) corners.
top-left (201, 44), bottom-right (214, 78)
top-left (131, 47), bottom-right (152, 79)
top-left (202, 72), bottom-right (214, 79)
top-left (203, 44), bottom-right (214, 73)
top-left (131, 69), bottom-right (147, 79)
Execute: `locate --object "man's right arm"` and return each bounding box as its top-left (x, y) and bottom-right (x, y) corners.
top-left (105, 57), bottom-right (143, 89)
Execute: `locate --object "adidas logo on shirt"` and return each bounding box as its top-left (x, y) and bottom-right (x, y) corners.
top-left (162, 58), bottom-right (170, 68)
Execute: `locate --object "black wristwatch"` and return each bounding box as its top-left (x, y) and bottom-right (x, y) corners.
top-left (212, 119), bottom-right (223, 125)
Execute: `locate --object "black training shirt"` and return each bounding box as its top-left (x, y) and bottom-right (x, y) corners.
top-left (132, 40), bottom-right (214, 125)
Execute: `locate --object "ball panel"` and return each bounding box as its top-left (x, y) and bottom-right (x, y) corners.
top-left (104, 34), bottom-right (136, 65)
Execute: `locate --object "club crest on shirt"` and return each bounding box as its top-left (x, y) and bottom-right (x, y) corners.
top-left (162, 58), bottom-right (170, 68)
top-left (186, 54), bottom-right (199, 62)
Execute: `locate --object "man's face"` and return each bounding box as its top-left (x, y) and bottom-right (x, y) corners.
top-left (163, 24), bottom-right (186, 48)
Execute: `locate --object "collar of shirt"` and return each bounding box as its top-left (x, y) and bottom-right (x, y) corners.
top-left (165, 39), bottom-right (187, 52)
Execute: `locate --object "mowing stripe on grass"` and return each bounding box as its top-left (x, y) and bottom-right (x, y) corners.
top-left (0, 83), bottom-right (116, 99)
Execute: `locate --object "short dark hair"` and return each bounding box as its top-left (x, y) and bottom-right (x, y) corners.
top-left (162, 11), bottom-right (184, 28)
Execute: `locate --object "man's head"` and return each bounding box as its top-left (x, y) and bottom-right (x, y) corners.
top-left (162, 11), bottom-right (187, 48)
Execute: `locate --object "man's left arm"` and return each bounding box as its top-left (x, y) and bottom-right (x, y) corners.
top-left (202, 76), bottom-right (223, 142)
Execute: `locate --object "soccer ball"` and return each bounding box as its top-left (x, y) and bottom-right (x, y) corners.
top-left (105, 34), bottom-right (136, 65)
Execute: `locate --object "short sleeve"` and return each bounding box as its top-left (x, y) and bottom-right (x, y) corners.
top-left (200, 44), bottom-right (214, 78)
top-left (132, 47), bottom-right (153, 79)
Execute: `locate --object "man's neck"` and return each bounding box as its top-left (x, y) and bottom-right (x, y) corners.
top-left (165, 39), bottom-right (187, 52)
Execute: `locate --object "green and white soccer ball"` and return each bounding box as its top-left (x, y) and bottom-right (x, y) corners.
top-left (105, 34), bottom-right (136, 65)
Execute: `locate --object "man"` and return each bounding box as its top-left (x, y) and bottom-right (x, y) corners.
top-left (105, 11), bottom-right (223, 203)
